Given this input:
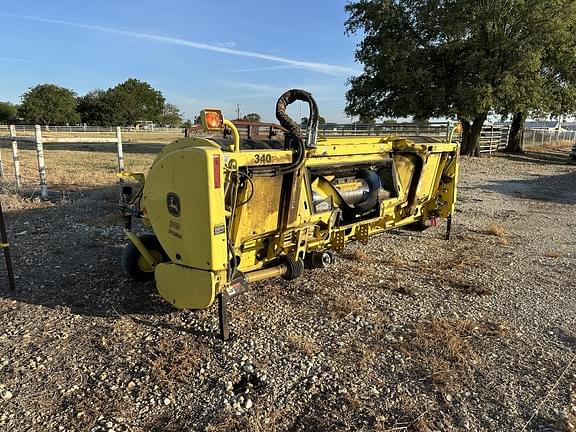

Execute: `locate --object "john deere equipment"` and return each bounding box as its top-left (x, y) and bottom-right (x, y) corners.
top-left (119, 89), bottom-right (460, 340)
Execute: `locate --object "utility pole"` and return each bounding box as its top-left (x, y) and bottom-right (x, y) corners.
top-left (236, 104), bottom-right (241, 120)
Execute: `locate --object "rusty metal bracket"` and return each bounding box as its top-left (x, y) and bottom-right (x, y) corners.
top-left (356, 224), bottom-right (370, 244)
top-left (331, 230), bottom-right (345, 252)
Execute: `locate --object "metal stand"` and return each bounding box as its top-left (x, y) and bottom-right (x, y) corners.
top-left (218, 294), bottom-right (230, 341)
top-left (0, 201), bottom-right (15, 291)
top-left (446, 214), bottom-right (452, 241)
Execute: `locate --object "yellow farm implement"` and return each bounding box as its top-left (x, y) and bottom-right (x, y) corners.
top-left (119, 89), bottom-right (460, 339)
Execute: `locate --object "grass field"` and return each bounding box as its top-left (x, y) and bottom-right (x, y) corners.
top-left (0, 142), bottom-right (159, 210)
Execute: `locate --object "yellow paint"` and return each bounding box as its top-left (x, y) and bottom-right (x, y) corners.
top-left (155, 263), bottom-right (219, 309)
top-left (125, 112), bottom-right (460, 311)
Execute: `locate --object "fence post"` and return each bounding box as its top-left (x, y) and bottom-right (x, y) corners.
top-left (116, 126), bottom-right (124, 179)
top-left (0, 134), bottom-right (4, 179)
top-left (9, 125), bottom-right (21, 190)
top-left (34, 125), bottom-right (48, 199)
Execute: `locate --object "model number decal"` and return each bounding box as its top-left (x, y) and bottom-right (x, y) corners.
top-left (254, 154), bottom-right (272, 165)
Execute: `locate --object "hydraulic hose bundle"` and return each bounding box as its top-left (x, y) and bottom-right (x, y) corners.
top-left (274, 89), bottom-right (319, 175)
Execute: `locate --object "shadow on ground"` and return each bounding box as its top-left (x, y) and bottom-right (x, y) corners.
top-left (0, 184), bottom-right (175, 319)
top-left (483, 171), bottom-right (576, 204)
top-left (502, 148), bottom-right (574, 166)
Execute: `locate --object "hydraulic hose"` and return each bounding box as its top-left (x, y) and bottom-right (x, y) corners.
top-left (274, 89), bottom-right (319, 175)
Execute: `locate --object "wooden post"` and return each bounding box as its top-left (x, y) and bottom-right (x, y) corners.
top-left (9, 126), bottom-right (21, 190)
top-left (34, 125), bottom-right (48, 199)
top-left (0, 135), bottom-right (4, 178)
top-left (116, 126), bottom-right (124, 178)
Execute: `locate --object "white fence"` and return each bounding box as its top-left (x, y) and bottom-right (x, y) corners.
top-left (0, 125), bottom-right (125, 198)
top-left (309, 122), bottom-right (510, 154)
top-left (523, 128), bottom-right (576, 148)
top-left (0, 124), bottom-right (184, 133)
top-left (311, 122), bottom-right (576, 153)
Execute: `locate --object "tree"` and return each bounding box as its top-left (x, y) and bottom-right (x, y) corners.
top-left (77, 79), bottom-right (167, 126)
top-left (358, 115), bottom-right (375, 124)
top-left (109, 79), bottom-right (165, 126)
top-left (0, 102), bottom-right (19, 123)
top-left (243, 113), bottom-right (261, 122)
top-left (159, 103), bottom-right (183, 127)
top-left (19, 84), bottom-right (80, 125)
top-left (77, 90), bottom-right (110, 125)
top-left (345, 0), bottom-right (576, 156)
top-left (301, 116), bottom-right (326, 127)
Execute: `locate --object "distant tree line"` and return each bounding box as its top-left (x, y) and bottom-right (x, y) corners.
top-left (0, 79), bottom-right (185, 127)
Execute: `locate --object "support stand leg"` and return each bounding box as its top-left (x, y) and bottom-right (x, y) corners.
top-left (218, 294), bottom-right (230, 341)
top-left (0, 201), bottom-right (15, 291)
top-left (446, 214), bottom-right (452, 241)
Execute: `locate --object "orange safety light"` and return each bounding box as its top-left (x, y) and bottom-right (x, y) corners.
top-left (201, 109), bottom-right (224, 130)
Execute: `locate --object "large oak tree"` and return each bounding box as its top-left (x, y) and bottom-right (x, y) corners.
top-left (345, 0), bottom-right (576, 155)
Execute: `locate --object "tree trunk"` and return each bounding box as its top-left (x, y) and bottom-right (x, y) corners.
top-left (460, 119), bottom-right (472, 155)
top-left (505, 112), bottom-right (526, 154)
top-left (460, 112), bottom-right (488, 156)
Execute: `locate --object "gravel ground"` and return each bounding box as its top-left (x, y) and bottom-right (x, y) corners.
top-left (0, 148), bottom-right (575, 431)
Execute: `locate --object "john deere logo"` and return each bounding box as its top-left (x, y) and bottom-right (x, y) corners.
top-left (167, 193), bottom-right (181, 217)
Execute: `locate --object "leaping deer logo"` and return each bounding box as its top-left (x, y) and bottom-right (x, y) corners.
top-left (166, 193), bottom-right (181, 217)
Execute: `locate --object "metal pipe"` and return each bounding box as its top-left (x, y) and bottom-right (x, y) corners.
top-left (223, 119), bottom-right (240, 153)
top-left (125, 230), bottom-right (158, 268)
top-left (245, 264), bottom-right (287, 283)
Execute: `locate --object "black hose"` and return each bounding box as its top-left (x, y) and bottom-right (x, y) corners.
top-left (274, 89), bottom-right (319, 175)
top-left (275, 89), bottom-right (319, 137)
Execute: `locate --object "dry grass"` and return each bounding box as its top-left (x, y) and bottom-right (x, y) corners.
top-left (145, 337), bottom-right (206, 388)
top-left (342, 248), bottom-right (371, 262)
top-left (0, 146), bottom-right (155, 210)
top-left (399, 319), bottom-right (508, 392)
top-left (486, 224), bottom-right (508, 238)
top-left (544, 251), bottom-right (562, 258)
top-left (286, 333), bottom-right (321, 356)
top-left (325, 292), bottom-right (368, 319)
top-left (206, 407), bottom-right (289, 432)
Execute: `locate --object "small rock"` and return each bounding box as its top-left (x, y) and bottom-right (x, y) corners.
top-left (163, 397), bottom-right (171, 406)
top-left (245, 399), bottom-right (253, 409)
top-left (2, 390), bottom-right (13, 401)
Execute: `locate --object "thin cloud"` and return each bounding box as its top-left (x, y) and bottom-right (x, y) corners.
top-left (2, 13), bottom-right (360, 77)
top-left (229, 65), bottom-right (294, 73)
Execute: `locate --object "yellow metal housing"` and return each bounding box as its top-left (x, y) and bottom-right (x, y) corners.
top-left (120, 92), bottom-right (460, 315)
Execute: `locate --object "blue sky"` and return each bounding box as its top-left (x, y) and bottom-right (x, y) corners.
top-left (0, 1), bottom-right (362, 123)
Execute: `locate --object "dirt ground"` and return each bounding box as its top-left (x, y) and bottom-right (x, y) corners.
top-left (0, 144), bottom-right (575, 431)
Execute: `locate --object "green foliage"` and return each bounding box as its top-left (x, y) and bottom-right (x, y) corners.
top-left (159, 103), bottom-right (183, 127)
top-left (345, 0), bottom-right (576, 154)
top-left (19, 84), bottom-right (80, 125)
top-left (301, 116), bottom-right (326, 127)
top-left (77, 79), bottom-right (167, 126)
top-left (182, 119), bottom-right (194, 129)
top-left (358, 115), bottom-right (375, 124)
top-left (111, 79), bottom-right (165, 126)
top-left (77, 90), bottom-right (109, 125)
top-left (0, 102), bottom-right (19, 123)
top-left (243, 113), bottom-right (261, 122)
